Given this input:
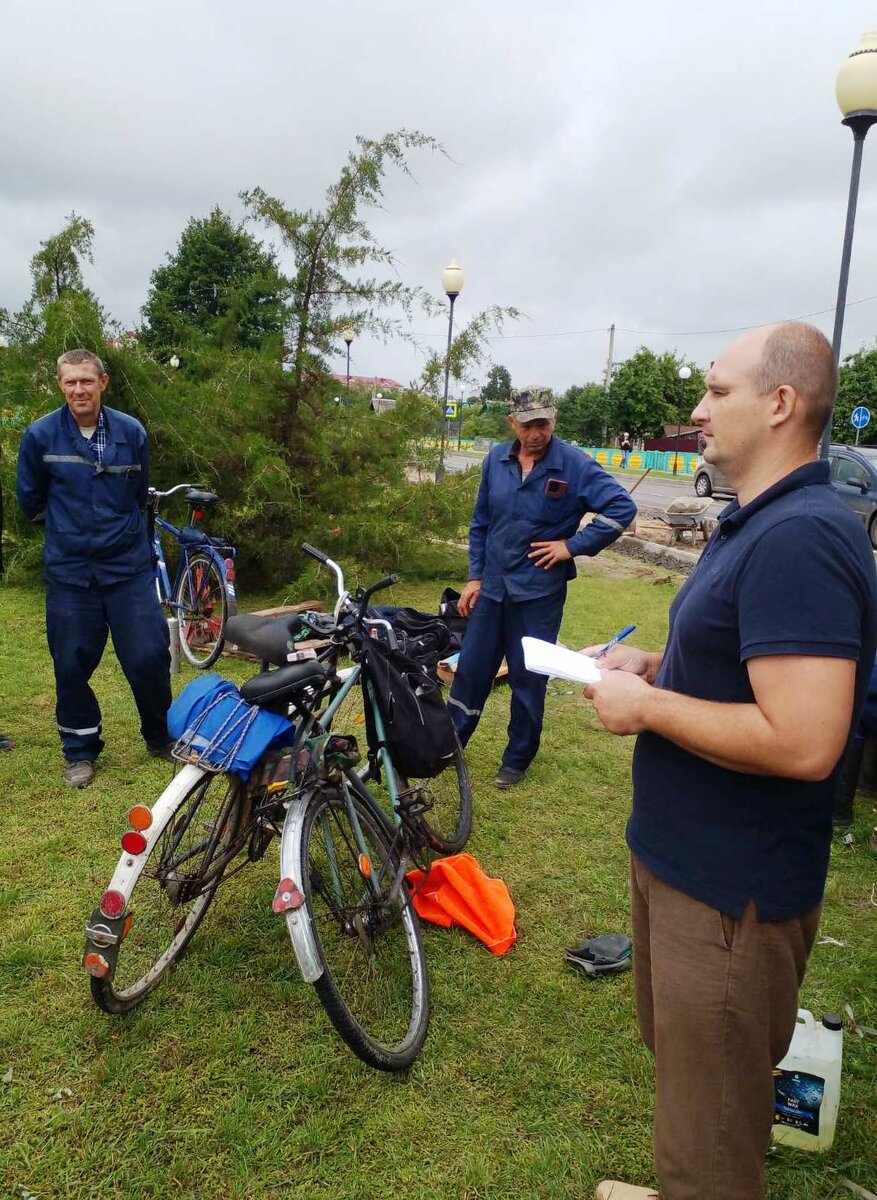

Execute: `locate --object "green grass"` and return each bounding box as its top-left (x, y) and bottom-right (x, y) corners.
top-left (1, 557), bottom-right (875, 1200)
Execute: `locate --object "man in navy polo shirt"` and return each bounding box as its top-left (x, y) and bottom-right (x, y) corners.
top-left (449, 386), bottom-right (636, 788)
top-left (584, 323), bottom-right (877, 1200)
top-left (17, 349), bottom-right (172, 788)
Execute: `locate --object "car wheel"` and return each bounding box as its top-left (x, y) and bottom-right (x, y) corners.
top-left (869, 514), bottom-right (877, 550)
top-left (694, 473), bottom-right (712, 498)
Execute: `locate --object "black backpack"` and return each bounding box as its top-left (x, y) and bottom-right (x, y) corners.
top-left (360, 638), bottom-right (458, 779)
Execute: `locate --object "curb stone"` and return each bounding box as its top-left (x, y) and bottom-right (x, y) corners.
top-left (609, 536), bottom-right (701, 575)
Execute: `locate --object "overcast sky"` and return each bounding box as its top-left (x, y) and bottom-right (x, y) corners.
top-left (2, 0), bottom-right (877, 398)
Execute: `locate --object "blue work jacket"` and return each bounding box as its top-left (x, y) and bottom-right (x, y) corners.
top-left (17, 404), bottom-right (153, 587)
top-left (470, 437), bottom-right (637, 602)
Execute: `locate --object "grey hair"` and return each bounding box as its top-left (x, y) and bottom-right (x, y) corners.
top-left (56, 348), bottom-right (106, 377)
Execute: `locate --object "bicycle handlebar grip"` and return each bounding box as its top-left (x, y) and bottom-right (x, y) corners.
top-left (373, 573), bottom-right (399, 593)
top-left (301, 542), bottom-right (330, 565)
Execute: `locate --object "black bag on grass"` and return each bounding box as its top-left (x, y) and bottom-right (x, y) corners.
top-left (361, 638), bottom-right (457, 779)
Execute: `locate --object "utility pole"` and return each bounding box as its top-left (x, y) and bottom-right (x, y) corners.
top-left (604, 323), bottom-right (615, 390)
top-left (602, 323), bottom-right (615, 445)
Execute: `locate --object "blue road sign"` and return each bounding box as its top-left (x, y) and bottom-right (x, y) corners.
top-left (445, 403), bottom-right (458, 419)
top-left (851, 406), bottom-right (871, 429)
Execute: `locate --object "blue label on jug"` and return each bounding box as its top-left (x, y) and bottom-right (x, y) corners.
top-left (773, 1069), bottom-right (825, 1135)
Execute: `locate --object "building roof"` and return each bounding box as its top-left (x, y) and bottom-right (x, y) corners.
top-left (330, 373), bottom-right (406, 392)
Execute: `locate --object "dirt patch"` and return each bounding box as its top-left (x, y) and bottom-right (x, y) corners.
top-left (576, 549), bottom-right (687, 587)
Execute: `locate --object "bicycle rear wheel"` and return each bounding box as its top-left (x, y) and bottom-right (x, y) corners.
top-left (90, 770), bottom-right (241, 1014)
top-left (397, 728), bottom-right (472, 855)
top-left (300, 786), bottom-right (430, 1070)
top-left (176, 551), bottom-right (227, 669)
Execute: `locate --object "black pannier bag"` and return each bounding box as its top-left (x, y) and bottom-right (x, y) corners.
top-left (372, 588), bottom-right (469, 675)
top-left (360, 638), bottom-right (458, 779)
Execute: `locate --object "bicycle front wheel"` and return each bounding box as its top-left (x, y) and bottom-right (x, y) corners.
top-left (300, 787), bottom-right (430, 1071)
top-left (176, 551), bottom-right (228, 668)
top-left (90, 769), bottom-right (241, 1014)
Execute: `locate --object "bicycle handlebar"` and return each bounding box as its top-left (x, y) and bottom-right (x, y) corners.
top-left (302, 542), bottom-right (329, 565)
top-left (147, 483), bottom-right (204, 509)
top-left (300, 543), bottom-right (399, 642)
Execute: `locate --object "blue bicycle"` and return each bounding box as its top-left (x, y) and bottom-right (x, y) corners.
top-left (147, 483), bottom-right (237, 669)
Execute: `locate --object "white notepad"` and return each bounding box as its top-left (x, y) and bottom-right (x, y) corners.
top-left (521, 637), bottom-right (602, 684)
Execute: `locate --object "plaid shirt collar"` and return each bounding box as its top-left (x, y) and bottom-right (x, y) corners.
top-left (85, 407), bottom-right (108, 465)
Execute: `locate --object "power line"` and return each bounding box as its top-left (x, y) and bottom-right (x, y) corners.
top-left (410, 292), bottom-right (877, 341)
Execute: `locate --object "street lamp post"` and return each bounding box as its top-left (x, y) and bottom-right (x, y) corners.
top-left (342, 327), bottom-right (354, 397)
top-left (436, 259), bottom-right (464, 482)
top-left (820, 31), bottom-right (877, 459)
top-left (674, 365), bottom-right (692, 475)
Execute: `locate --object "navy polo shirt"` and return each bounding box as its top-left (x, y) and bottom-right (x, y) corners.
top-left (628, 461), bottom-right (877, 921)
top-left (469, 437), bottom-right (637, 602)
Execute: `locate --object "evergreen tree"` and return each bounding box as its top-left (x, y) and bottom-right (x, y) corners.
top-left (141, 208), bottom-right (286, 354)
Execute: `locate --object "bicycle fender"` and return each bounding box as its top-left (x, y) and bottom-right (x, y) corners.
top-left (104, 765), bottom-right (209, 904)
top-left (278, 794), bottom-right (324, 984)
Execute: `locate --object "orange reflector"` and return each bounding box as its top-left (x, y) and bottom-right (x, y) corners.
top-left (83, 952), bottom-right (110, 979)
top-left (127, 804), bottom-right (152, 831)
top-left (121, 914), bottom-right (134, 940)
top-left (358, 854), bottom-right (372, 878)
top-left (121, 831), bottom-right (147, 855)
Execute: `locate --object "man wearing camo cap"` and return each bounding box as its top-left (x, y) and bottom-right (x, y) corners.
top-left (449, 386), bottom-right (636, 788)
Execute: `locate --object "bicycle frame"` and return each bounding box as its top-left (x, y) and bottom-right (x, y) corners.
top-left (151, 513), bottom-right (237, 617)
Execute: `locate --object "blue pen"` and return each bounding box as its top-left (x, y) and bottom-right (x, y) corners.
top-left (595, 624), bottom-right (637, 659)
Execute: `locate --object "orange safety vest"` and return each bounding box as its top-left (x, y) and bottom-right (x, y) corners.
top-left (406, 853), bottom-right (517, 956)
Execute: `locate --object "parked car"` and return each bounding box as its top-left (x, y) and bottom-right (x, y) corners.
top-left (828, 443), bottom-right (877, 548)
top-left (693, 444), bottom-right (877, 547)
top-left (693, 456), bottom-right (735, 498)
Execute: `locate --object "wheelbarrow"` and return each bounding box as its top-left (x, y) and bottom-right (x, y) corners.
top-left (657, 497), bottom-right (715, 544)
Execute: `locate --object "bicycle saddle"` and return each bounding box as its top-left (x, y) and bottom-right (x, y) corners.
top-left (226, 613), bottom-right (307, 666)
top-left (240, 660), bottom-right (328, 708)
top-left (183, 488), bottom-right (219, 507)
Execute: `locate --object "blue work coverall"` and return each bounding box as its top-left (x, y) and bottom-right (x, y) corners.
top-left (16, 404), bottom-right (171, 762)
top-left (449, 437), bottom-right (636, 771)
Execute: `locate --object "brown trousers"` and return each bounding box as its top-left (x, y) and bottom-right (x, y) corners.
top-left (630, 855), bottom-right (821, 1200)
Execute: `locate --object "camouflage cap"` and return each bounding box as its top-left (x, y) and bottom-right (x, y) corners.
top-left (509, 386), bottom-right (556, 423)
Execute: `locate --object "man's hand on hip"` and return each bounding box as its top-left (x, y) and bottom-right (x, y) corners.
top-left (528, 540), bottom-right (572, 570)
top-left (458, 580), bottom-right (482, 617)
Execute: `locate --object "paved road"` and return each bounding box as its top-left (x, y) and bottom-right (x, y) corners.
top-left (443, 451), bottom-right (724, 518)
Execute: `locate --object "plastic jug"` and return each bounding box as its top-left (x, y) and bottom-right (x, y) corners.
top-left (772, 1010), bottom-right (843, 1151)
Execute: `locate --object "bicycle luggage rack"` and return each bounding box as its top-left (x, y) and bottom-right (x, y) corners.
top-left (171, 694), bottom-right (261, 773)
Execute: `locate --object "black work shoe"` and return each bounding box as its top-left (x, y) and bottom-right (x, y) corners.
top-left (64, 760), bottom-right (95, 788)
top-left (493, 766), bottom-right (525, 790)
top-left (148, 741), bottom-right (176, 763)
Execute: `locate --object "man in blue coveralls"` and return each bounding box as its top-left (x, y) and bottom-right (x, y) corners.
top-left (584, 323), bottom-right (877, 1200)
top-left (448, 387), bottom-right (637, 788)
top-left (17, 349), bottom-right (172, 788)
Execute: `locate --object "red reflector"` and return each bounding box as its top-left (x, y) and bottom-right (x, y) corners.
top-left (128, 804), bottom-right (152, 831)
top-left (99, 889), bottom-right (125, 919)
top-left (272, 877), bottom-right (305, 913)
top-left (224, 558), bottom-right (235, 581)
top-left (83, 952), bottom-right (110, 979)
top-left (193, 509), bottom-right (204, 521)
top-left (121, 831), bottom-right (148, 855)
